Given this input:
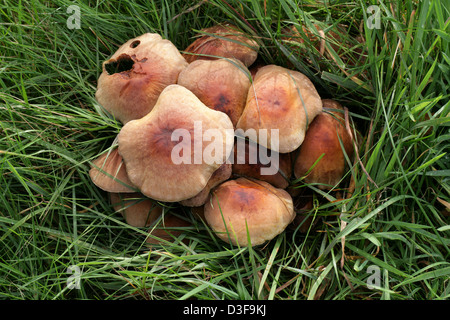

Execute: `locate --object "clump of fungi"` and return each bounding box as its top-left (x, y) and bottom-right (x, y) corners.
top-left (90, 24), bottom-right (358, 247)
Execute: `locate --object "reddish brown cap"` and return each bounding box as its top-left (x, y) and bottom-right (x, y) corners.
top-left (180, 162), bottom-right (232, 207)
top-left (236, 65), bottom-right (323, 153)
top-left (177, 58), bottom-right (251, 127)
top-left (89, 148), bottom-right (136, 193)
top-left (110, 192), bottom-right (190, 243)
top-left (117, 84), bottom-right (234, 202)
top-left (293, 99), bottom-right (354, 190)
top-left (96, 33), bottom-right (188, 124)
top-left (110, 192), bottom-right (162, 227)
top-left (204, 177), bottom-right (295, 246)
top-left (232, 139), bottom-right (292, 189)
top-left (146, 211), bottom-right (192, 245)
top-left (183, 24), bottom-right (259, 67)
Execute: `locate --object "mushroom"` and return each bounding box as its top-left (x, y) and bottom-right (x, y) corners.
top-left (109, 192), bottom-right (190, 243)
top-left (146, 211), bottom-right (192, 245)
top-left (117, 84), bottom-right (234, 202)
top-left (293, 99), bottom-right (354, 190)
top-left (289, 190), bottom-right (317, 234)
top-left (236, 64), bottom-right (323, 153)
top-left (179, 162), bottom-right (232, 207)
top-left (177, 58), bottom-right (251, 127)
top-left (204, 177), bottom-right (295, 246)
top-left (183, 24), bottom-right (259, 67)
top-left (232, 138), bottom-right (292, 189)
top-left (89, 147), bottom-right (136, 193)
top-left (96, 33), bottom-right (188, 124)
top-left (109, 192), bottom-right (162, 227)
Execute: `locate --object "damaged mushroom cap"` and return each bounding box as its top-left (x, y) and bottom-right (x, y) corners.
top-left (293, 99), bottom-right (354, 190)
top-left (183, 24), bottom-right (259, 67)
top-left (110, 192), bottom-right (162, 227)
top-left (177, 58), bottom-right (251, 127)
top-left (96, 33), bottom-right (188, 124)
top-left (180, 161), bottom-right (232, 207)
top-left (89, 147), bottom-right (136, 193)
top-left (118, 84), bottom-right (234, 202)
top-left (204, 177), bottom-right (295, 246)
top-left (232, 138), bottom-right (292, 189)
top-left (236, 64), bottom-right (323, 153)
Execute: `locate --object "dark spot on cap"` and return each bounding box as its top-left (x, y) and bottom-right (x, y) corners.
top-left (214, 94), bottom-right (230, 112)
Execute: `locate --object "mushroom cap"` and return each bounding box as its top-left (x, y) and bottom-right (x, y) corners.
top-left (289, 191), bottom-right (316, 233)
top-left (183, 24), bottom-right (259, 67)
top-left (117, 84), bottom-right (234, 202)
top-left (95, 33), bottom-right (188, 124)
top-left (177, 58), bottom-right (251, 127)
top-left (110, 192), bottom-right (162, 227)
top-left (232, 138), bottom-right (292, 189)
top-left (293, 99), bottom-right (354, 190)
top-left (204, 177), bottom-right (295, 246)
top-left (89, 148), bottom-right (136, 193)
top-left (180, 162), bottom-right (232, 207)
top-left (109, 192), bottom-right (190, 243)
top-left (236, 65), bottom-right (323, 153)
top-left (146, 211), bottom-right (192, 245)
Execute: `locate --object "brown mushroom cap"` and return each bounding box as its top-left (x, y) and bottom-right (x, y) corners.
top-left (180, 162), bottom-right (232, 207)
top-left (95, 33), bottom-right (188, 124)
top-left (232, 138), bottom-right (292, 189)
top-left (146, 211), bottom-right (192, 245)
top-left (204, 177), bottom-right (295, 246)
top-left (236, 64), bottom-right (323, 153)
top-left (89, 148), bottom-right (136, 193)
top-left (117, 84), bottom-right (234, 202)
top-left (177, 58), bottom-right (251, 127)
top-left (293, 99), bottom-right (354, 190)
top-left (289, 192), bottom-right (316, 234)
top-left (109, 192), bottom-right (190, 243)
top-left (183, 24), bottom-right (259, 67)
top-left (110, 192), bottom-right (162, 227)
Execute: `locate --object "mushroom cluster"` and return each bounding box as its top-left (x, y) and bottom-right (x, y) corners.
top-left (90, 24), bottom-right (357, 247)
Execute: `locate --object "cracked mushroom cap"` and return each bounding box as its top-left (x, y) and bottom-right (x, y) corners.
top-left (183, 24), bottom-right (259, 67)
top-left (95, 33), bottom-right (188, 124)
top-left (293, 99), bottom-right (354, 190)
top-left (117, 84), bottom-right (234, 202)
top-left (236, 64), bottom-right (323, 153)
top-left (177, 58), bottom-right (251, 127)
top-left (89, 147), bottom-right (136, 193)
top-left (204, 177), bottom-right (295, 247)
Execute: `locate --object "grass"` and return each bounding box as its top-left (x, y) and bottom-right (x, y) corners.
top-left (0, 0), bottom-right (449, 300)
